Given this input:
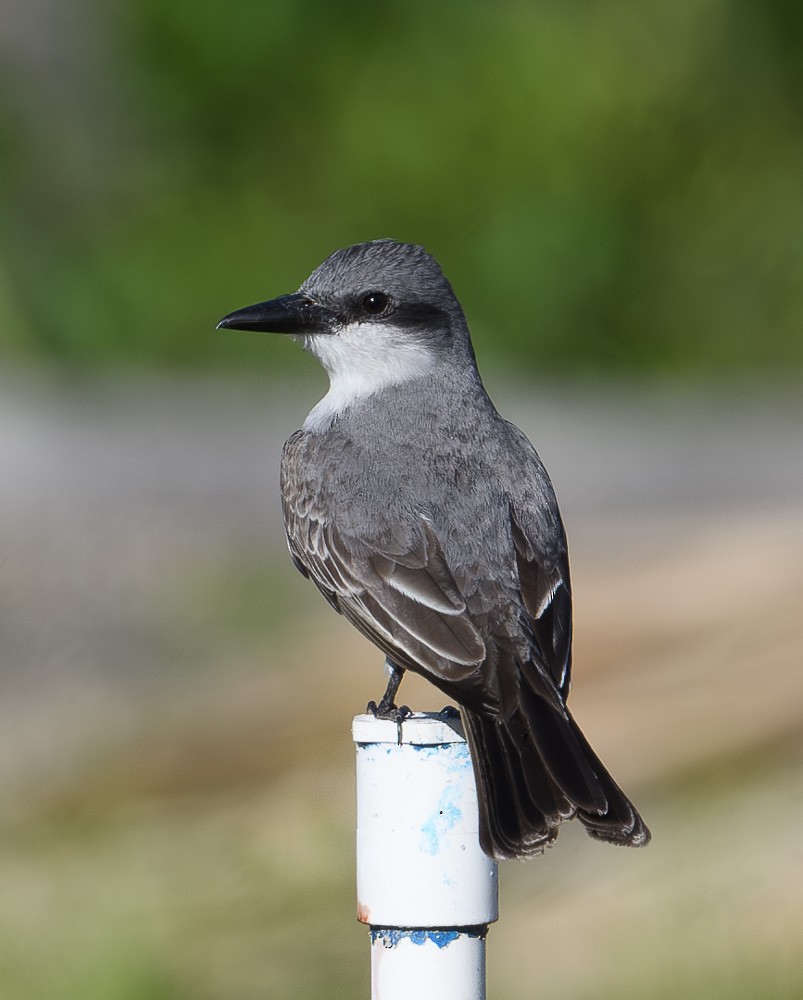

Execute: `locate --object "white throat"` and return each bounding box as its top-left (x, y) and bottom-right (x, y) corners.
top-left (302, 322), bottom-right (437, 433)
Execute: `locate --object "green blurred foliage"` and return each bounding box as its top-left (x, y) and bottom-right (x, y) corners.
top-left (1, 0), bottom-right (801, 373)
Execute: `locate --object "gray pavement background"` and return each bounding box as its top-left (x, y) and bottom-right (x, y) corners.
top-left (1, 370), bottom-right (800, 754)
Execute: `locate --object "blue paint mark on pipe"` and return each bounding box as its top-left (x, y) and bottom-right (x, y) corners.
top-left (420, 784), bottom-right (463, 854)
top-left (371, 928), bottom-right (486, 949)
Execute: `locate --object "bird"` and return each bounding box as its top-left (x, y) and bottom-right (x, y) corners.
top-left (217, 239), bottom-right (650, 860)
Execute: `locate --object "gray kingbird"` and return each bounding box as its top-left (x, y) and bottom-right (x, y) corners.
top-left (218, 240), bottom-right (650, 860)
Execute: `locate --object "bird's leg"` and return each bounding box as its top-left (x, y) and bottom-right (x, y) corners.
top-left (368, 660), bottom-right (406, 716)
top-left (367, 660), bottom-right (411, 742)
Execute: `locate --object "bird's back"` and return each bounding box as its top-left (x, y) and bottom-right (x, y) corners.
top-left (281, 366), bottom-right (571, 705)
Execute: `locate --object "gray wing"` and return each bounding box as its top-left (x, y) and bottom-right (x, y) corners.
top-left (509, 502), bottom-right (573, 698)
top-left (502, 419), bottom-right (573, 698)
top-left (287, 513), bottom-right (487, 683)
top-left (281, 433), bottom-right (486, 684)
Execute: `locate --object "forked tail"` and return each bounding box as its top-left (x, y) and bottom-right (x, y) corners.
top-left (461, 692), bottom-right (650, 860)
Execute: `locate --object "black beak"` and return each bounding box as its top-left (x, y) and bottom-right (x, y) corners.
top-left (217, 292), bottom-right (332, 334)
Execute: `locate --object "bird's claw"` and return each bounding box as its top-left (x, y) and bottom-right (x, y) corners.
top-left (367, 700), bottom-right (412, 743)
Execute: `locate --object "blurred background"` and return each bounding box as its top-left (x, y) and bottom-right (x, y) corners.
top-left (1, 0), bottom-right (802, 997)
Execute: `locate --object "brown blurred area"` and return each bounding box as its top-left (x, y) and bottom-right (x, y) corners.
top-left (1, 370), bottom-right (800, 999)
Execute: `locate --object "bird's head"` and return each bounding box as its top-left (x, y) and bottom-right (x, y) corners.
top-left (217, 241), bottom-right (476, 390)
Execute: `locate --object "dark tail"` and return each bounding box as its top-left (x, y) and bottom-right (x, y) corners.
top-left (461, 692), bottom-right (650, 860)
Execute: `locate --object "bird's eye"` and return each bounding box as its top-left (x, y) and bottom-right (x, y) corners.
top-left (360, 291), bottom-right (390, 316)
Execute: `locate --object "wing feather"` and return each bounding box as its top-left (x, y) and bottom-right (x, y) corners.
top-left (509, 503), bottom-right (573, 697)
top-left (284, 489), bottom-right (485, 681)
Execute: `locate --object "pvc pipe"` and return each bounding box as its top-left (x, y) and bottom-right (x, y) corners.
top-left (369, 928), bottom-right (487, 1000)
top-left (353, 712), bottom-right (498, 1000)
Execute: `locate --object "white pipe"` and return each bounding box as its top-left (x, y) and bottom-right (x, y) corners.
top-left (353, 712), bottom-right (499, 1000)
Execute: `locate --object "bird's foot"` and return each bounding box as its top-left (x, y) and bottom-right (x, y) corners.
top-left (437, 704), bottom-right (461, 720)
top-left (366, 699), bottom-right (412, 744)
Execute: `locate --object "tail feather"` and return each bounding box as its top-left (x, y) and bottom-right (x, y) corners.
top-left (462, 695), bottom-right (650, 860)
top-left (520, 691), bottom-right (609, 815)
top-left (565, 713), bottom-right (651, 846)
top-left (497, 723), bottom-right (553, 832)
top-left (501, 713), bottom-right (573, 825)
top-left (467, 711), bottom-right (530, 857)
